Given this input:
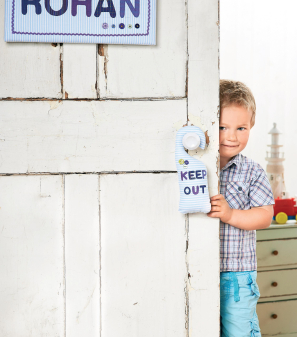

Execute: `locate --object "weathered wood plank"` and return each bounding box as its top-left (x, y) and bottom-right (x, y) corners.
top-left (65, 174), bottom-right (100, 337)
top-left (63, 44), bottom-right (97, 99)
top-left (187, 0), bottom-right (220, 335)
top-left (0, 2), bottom-right (61, 99)
top-left (98, 0), bottom-right (187, 98)
top-left (100, 173), bottom-right (186, 337)
top-left (0, 175), bottom-right (64, 336)
top-left (0, 100), bottom-right (186, 173)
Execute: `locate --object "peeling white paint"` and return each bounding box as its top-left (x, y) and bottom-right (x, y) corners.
top-left (173, 119), bottom-right (185, 131)
top-left (48, 101), bottom-right (63, 112)
top-left (188, 113), bottom-right (207, 132)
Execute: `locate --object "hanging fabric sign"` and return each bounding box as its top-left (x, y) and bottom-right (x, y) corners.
top-left (4, 0), bottom-right (156, 45)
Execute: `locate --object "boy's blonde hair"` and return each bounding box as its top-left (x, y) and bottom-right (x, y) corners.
top-left (220, 79), bottom-right (256, 128)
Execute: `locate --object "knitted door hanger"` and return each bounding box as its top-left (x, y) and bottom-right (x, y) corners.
top-left (175, 126), bottom-right (211, 214)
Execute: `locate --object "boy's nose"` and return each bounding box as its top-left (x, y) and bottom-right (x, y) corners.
top-left (227, 131), bottom-right (237, 141)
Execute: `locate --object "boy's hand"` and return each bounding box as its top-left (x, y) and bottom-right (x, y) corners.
top-left (207, 194), bottom-right (233, 223)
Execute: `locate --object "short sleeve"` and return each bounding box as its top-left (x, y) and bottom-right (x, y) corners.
top-left (249, 165), bottom-right (275, 207)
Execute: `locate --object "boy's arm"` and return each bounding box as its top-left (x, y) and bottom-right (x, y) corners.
top-left (209, 164), bottom-right (275, 230)
top-left (207, 194), bottom-right (274, 230)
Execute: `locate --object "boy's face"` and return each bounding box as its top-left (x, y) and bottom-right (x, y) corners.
top-left (219, 104), bottom-right (252, 165)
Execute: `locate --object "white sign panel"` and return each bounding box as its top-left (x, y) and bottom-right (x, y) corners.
top-left (5, 0), bottom-right (156, 45)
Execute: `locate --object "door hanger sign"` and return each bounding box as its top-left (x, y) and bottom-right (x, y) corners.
top-left (4, 0), bottom-right (156, 45)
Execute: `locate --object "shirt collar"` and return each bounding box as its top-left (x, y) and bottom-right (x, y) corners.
top-left (221, 153), bottom-right (242, 172)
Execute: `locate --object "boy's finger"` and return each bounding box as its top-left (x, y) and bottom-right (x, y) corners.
top-left (211, 200), bottom-right (221, 206)
top-left (210, 195), bottom-right (219, 200)
top-left (207, 211), bottom-right (221, 218)
top-left (210, 194), bottom-right (224, 200)
top-left (211, 206), bottom-right (221, 212)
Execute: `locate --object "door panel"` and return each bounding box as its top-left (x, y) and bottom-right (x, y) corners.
top-left (63, 44), bottom-right (97, 99)
top-left (0, 3), bottom-right (61, 99)
top-left (0, 100), bottom-right (186, 173)
top-left (0, 175), bottom-right (64, 337)
top-left (98, 0), bottom-right (187, 98)
top-left (100, 173), bottom-right (186, 337)
top-left (65, 174), bottom-right (100, 337)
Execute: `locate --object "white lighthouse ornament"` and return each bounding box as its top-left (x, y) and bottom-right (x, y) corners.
top-left (265, 123), bottom-right (286, 199)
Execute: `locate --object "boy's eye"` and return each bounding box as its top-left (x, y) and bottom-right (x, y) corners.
top-left (238, 127), bottom-right (245, 131)
top-left (219, 126), bottom-right (225, 130)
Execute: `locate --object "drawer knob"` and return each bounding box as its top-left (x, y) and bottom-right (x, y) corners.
top-left (272, 250), bottom-right (278, 255)
top-left (271, 282), bottom-right (278, 287)
top-left (271, 314), bottom-right (278, 319)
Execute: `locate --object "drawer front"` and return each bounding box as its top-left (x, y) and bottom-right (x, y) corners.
top-left (257, 239), bottom-right (297, 268)
top-left (257, 300), bottom-right (297, 335)
top-left (257, 269), bottom-right (297, 298)
top-left (257, 225), bottom-right (297, 241)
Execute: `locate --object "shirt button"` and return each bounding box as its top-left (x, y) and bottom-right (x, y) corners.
top-left (238, 186), bottom-right (242, 191)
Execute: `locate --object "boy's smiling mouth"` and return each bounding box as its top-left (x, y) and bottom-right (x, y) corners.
top-left (221, 144), bottom-right (239, 148)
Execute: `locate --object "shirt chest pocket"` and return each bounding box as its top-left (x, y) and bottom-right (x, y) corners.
top-left (225, 181), bottom-right (250, 210)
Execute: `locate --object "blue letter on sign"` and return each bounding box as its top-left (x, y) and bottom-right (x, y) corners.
top-left (94, 0), bottom-right (116, 18)
top-left (45, 0), bottom-right (68, 16)
top-left (72, 0), bottom-right (92, 17)
top-left (22, 0), bottom-right (42, 15)
top-left (120, 0), bottom-right (140, 18)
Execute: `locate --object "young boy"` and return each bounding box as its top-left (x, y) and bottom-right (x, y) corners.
top-left (207, 80), bottom-right (275, 337)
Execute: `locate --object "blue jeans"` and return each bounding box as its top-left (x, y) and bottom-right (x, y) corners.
top-left (220, 271), bottom-right (261, 337)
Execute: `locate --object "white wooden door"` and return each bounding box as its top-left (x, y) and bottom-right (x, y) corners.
top-left (0, 0), bottom-right (220, 336)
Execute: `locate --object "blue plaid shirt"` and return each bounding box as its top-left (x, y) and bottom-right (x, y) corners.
top-left (220, 153), bottom-right (275, 272)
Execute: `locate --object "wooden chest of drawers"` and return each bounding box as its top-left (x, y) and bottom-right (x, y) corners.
top-left (256, 223), bottom-right (297, 336)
